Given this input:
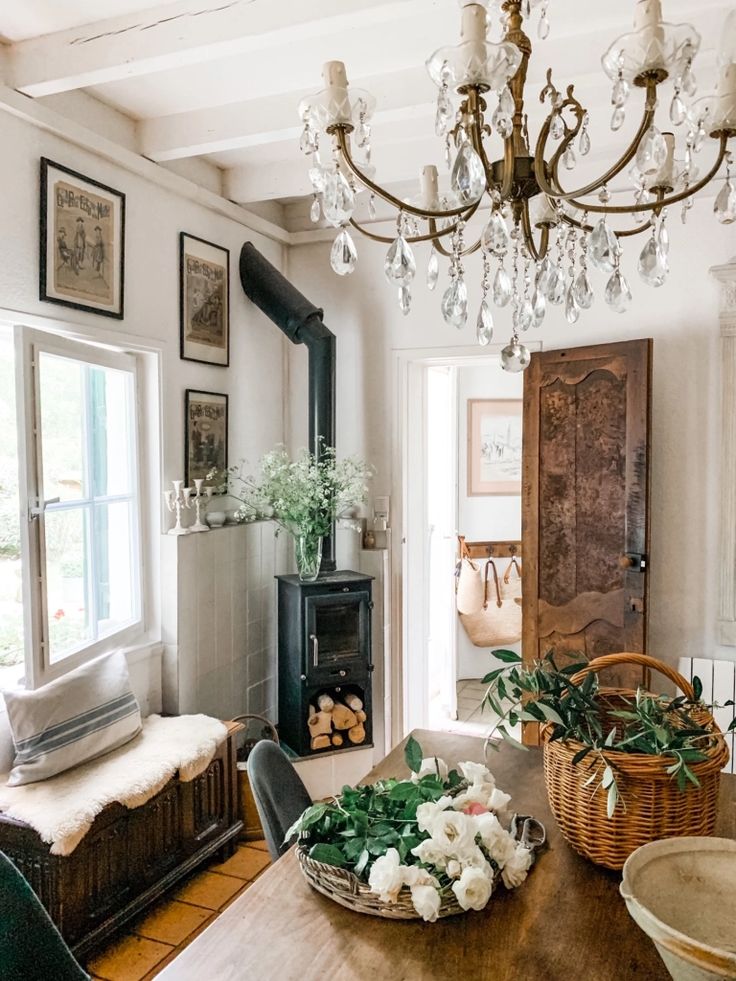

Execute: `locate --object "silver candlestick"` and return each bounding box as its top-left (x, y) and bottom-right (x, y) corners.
top-left (190, 478), bottom-right (210, 532)
top-left (164, 479), bottom-right (192, 536)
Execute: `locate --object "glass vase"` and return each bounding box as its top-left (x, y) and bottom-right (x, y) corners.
top-left (295, 534), bottom-right (323, 582)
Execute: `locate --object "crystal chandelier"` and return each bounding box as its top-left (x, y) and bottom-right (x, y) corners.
top-left (298, 0), bottom-right (736, 371)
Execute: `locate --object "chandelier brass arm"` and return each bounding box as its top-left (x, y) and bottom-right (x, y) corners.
top-left (335, 128), bottom-right (478, 222)
top-left (347, 213), bottom-right (468, 246)
top-left (534, 78), bottom-right (659, 204)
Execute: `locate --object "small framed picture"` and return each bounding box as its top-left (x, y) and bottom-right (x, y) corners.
top-left (40, 158), bottom-right (125, 319)
top-left (179, 233), bottom-right (230, 366)
top-left (467, 399), bottom-right (522, 496)
top-left (185, 389), bottom-right (228, 488)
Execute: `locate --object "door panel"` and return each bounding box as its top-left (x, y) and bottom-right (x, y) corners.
top-left (522, 340), bottom-right (652, 697)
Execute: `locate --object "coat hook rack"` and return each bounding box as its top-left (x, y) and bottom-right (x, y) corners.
top-left (458, 536), bottom-right (522, 560)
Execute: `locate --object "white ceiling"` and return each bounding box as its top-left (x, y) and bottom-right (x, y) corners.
top-left (0, 0), bottom-right (731, 229)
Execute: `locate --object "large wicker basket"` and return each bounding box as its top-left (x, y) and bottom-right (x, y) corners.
top-left (541, 652), bottom-right (730, 871)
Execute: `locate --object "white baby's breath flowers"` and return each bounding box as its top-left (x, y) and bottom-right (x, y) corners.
top-left (452, 866), bottom-right (495, 911)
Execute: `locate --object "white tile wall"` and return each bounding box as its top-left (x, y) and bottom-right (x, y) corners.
top-left (161, 521), bottom-right (291, 724)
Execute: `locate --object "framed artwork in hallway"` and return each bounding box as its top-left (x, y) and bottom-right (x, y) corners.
top-left (39, 158), bottom-right (125, 319)
top-left (467, 398), bottom-right (522, 495)
top-left (180, 232), bottom-right (230, 366)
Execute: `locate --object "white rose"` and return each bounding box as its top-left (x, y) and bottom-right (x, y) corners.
top-left (485, 826), bottom-right (518, 868)
top-left (410, 838), bottom-right (449, 869)
top-left (429, 810), bottom-right (476, 855)
top-left (473, 812), bottom-right (506, 853)
top-left (446, 859), bottom-right (461, 879)
top-left (459, 761), bottom-right (495, 788)
top-left (410, 883), bottom-right (442, 922)
top-left (487, 787), bottom-right (512, 815)
top-left (368, 848), bottom-right (405, 903)
top-left (415, 795), bottom-right (453, 834)
top-left (455, 845), bottom-right (493, 875)
top-left (410, 757), bottom-right (449, 783)
top-left (452, 784), bottom-right (494, 811)
top-left (452, 866), bottom-right (494, 911)
top-left (402, 865), bottom-right (438, 888)
top-left (501, 844), bottom-right (534, 889)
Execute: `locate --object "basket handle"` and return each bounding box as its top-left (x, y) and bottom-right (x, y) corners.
top-left (568, 652), bottom-right (696, 701)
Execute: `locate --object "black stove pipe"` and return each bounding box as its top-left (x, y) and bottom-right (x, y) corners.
top-left (239, 242), bottom-right (336, 572)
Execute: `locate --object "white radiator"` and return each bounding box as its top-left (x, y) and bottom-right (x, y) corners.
top-left (678, 657), bottom-right (735, 775)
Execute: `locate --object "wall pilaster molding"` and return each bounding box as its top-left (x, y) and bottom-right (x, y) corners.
top-left (712, 256), bottom-right (736, 644)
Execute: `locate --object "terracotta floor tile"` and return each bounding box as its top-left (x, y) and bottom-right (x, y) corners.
top-left (208, 845), bottom-right (271, 880)
top-left (248, 838), bottom-right (269, 852)
top-left (131, 899), bottom-right (213, 946)
top-left (86, 934), bottom-right (173, 981)
top-left (173, 870), bottom-right (244, 909)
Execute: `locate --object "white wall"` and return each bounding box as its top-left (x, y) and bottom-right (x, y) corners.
top-left (456, 363), bottom-right (522, 679)
top-left (288, 203), bottom-right (736, 685)
top-left (0, 107), bottom-right (289, 718)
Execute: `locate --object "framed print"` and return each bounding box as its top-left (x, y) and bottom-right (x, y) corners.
top-left (40, 158), bottom-right (125, 319)
top-left (180, 233), bottom-right (230, 366)
top-left (467, 399), bottom-right (522, 496)
top-left (185, 389), bottom-right (228, 487)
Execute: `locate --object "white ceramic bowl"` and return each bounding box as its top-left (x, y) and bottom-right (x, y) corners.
top-left (620, 837), bottom-right (736, 981)
top-left (206, 511), bottom-right (227, 528)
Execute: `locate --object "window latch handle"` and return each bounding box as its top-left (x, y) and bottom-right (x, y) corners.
top-left (29, 497), bottom-right (60, 519)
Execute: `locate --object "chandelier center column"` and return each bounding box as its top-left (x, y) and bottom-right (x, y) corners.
top-left (502, 0), bottom-right (532, 156)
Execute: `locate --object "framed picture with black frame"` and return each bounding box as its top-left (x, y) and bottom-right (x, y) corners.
top-left (184, 389), bottom-right (228, 489)
top-left (179, 232), bottom-right (230, 366)
top-left (39, 157), bottom-right (125, 319)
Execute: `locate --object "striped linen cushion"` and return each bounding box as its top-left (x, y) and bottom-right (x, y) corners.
top-left (2, 651), bottom-right (142, 786)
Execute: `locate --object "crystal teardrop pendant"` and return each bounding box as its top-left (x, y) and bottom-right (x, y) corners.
top-left (543, 265), bottom-right (560, 302)
top-left (492, 104), bottom-right (514, 139)
top-left (427, 248), bottom-right (439, 290)
top-left (549, 267), bottom-right (566, 305)
top-left (573, 269), bottom-right (594, 309)
top-left (535, 255), bottom-right (554, 294)
top-left (450, 144), bottom-right (486, 203)
top-left (550, 113), bottom-right (564, 140)
top-left (477, 300), bottom-right (494, 345)
top-left (611, 107), bottom-right (625, 131)
top-left (532, 288), bottom-right (546, 327)
top-left (579, 128), bottom-right (591, 156)
top-left (481, 211), bottom-right (510, 256)
top-left (588, 218), bottom-right (618, 273)
top-left (330, 228), bottom-right (357, 276)
top-left (299, 126), bottom-right (313, 155)
top-left (435, 89), bottom-right (452, 137)
top-left (669, 93), bottom-right (686, 126)
top-left (398, 285), bottom-right (411, 316)
top-left (714, 180), bottom-right (736, 224)
top-left (310, 196), bottom-right (321, 223)
top-left (441, 277), bottom-right (468, 328)
top-left (565, 282), bottom-right (580, 324)
top-left (384, 235), bottom-right (416, 285)
top-left (492, 265), bottom-right (512, 307)
top-left (636, 125), bottom-right (668, 175)
top-left (611, 77), bottom-right (629, 108)
top-left (499, 86), bottom-right (515, 116)
top-left (563, 145), bottom-right (576, 170)
top-left (501, 339), bottom-right (531, 373)
top-left (604, 269), bottom-right (632, 313)
top-left (657, 220), bottom-right (669, 257)
top-left (368, 194), bottom-right (377, 221)
top-left (520, 299), bottom-right (534, 332)
top-left (681, 63), bottom-right (697, 97)
top-left (538, 12), bottom-right (550, 40)
top-left (322, 171), bottom-right (355, 227)
top-left (637, 236), bottom-right (668, 287)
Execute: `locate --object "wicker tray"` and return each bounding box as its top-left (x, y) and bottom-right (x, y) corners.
top-left (297, 814), bottom-right (545, 919)
top-left (541, 652), bottom-right (730, 871)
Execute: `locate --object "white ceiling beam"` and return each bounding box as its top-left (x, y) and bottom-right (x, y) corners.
top-left (8, 0), bottom-right (435, 98)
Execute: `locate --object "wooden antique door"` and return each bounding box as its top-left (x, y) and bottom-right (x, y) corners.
top-left (522, 340), bottom-right (652, 693)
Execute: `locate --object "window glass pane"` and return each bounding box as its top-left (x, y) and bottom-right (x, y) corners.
top-left (90, 365), bottom-right (134, 498)
top-left (39, 352), bottom-right (85, 501)
top-left (94, 500), bottom-right (136, 636)
top-left (0, 331), bottom-right (24, 669)
top-left (45, 508), bottom-right (92, 662)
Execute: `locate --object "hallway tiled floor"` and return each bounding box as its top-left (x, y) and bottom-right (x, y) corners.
top-left (85, 840), bottom-right (271, 981)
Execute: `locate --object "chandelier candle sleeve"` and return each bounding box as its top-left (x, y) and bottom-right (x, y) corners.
top-left (301, 0), bottom-right (735, 371)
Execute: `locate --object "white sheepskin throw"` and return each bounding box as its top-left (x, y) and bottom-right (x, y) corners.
top-left (0, 714), bottom-right (228, 856)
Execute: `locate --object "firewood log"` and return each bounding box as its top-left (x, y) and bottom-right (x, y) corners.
top-left (347, 722), bottom-right (366, 744)
top-left (343, 693), bottom-right (363, 712)
top-left (331, 733), bottom-right (344, 747)
top-left (308, 704), bottom-right (317, 719)
top-left (331, 704), bottom-right (358, 730)
top-left (317, 693), bottom-right (334, 712)
top-left (355, 710), bottom-right (367, 723)
top-left (307, 710), bottom-right (333, 737)
top-left (311, 734), bottom-right (331, 751)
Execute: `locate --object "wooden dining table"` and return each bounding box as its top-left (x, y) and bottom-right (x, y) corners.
top-left (158, 728), bottom-right (736, 981)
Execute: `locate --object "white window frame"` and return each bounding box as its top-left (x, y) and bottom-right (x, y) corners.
top-left (15, 326), bottom-right (146, 687)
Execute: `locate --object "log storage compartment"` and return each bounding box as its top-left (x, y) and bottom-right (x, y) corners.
top-left (277, 572), bottom-right (373, 757)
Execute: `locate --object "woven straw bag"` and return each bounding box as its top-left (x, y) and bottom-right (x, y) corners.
top-left (459, 557), bottom-right (522, 647)
top-left (455, 542), bottom-right (485, 615)
top-left (541, 652), bottom-right (730, 871)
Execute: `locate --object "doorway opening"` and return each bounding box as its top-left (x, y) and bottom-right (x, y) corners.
top-left (397, 348), bottom-right (530, 739)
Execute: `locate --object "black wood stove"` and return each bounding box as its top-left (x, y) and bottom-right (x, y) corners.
top-left (277, 572), bottom-right (373, 757)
